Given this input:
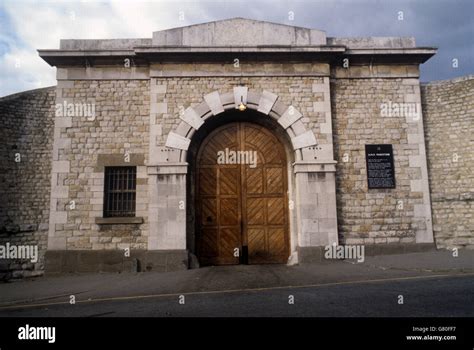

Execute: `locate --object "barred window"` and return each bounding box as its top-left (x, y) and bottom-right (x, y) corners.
top-left (103, 167), bottom-right (136, 217)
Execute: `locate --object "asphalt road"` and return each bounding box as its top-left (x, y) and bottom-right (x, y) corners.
top-left (1, 274), bottom-right (473, 317)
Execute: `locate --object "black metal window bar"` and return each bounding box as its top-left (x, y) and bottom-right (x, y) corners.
top-left (103, 166), bottom-right (137, 217)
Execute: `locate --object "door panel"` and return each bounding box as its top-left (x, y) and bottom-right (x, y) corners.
top-left (267, 198), bottom-right (285, 225)
top-left (247, 228), bottom-right (266, 260)
top-left (246, 198), bottom-right (265, 225)
top-left (219, 167), bottom-right (239, 195)
top-left (265, 167), bottom-right (284, 194)
top-left (200, 228), bottom-right (218, 258)
top-left (218, 227), bottom-right (241, 264)
top-left (201, 198), bottom-right (217, 226)
top-left (268, 228), bottom-right (286, 256)
top-left (245, 167), bottom-right (263, 194)
top-left (199, 168), bottom-right (217, 195)
top-left (196, 122), bottom-right (289, 265)
top-left (220, 198), bottom-right (239, 225)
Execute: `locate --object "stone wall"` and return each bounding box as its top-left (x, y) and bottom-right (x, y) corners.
top-left (50, 80), bottom-right (150, 251)
top-left (0, 87), bottom-right (55, 279)
top-left (421, 75), bottom-right (474, 249)
top-left (2, 69), bottom-right (472, 278)
top-left (331, 75), bottom-right (433, 246)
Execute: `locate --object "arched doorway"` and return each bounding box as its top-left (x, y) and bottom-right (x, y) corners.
top-left (155, 88), bottom-right (338, 268)
top-left (195, 121), bottom-right (290, 265)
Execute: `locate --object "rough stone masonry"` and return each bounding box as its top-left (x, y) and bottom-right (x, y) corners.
top-left (0, 18), bottom-right (472, 278)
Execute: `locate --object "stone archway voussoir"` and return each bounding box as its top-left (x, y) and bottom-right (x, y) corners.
top-left (271, 100), bottom-right (288, 118)
top-left (194, 101), bottom-right (213, 121)
top-left (278, 105), bottom-right (303, 129)
top-left (257, 90), bottom-right (278, 115)
top-left (220, 92), bottom-right (234, 110)
top-left (175, 120), bottom-right (193, 137)
top-left (291, 130), bottom-right (317, 150)
top-left (166, 88), bottom-right (315, 153)
top-left (246, 91), bottom-right (261, 107)
top-left (290, 119), bottom-right (307, 136)
top-left (180, 106), bottom-right (204, 130)
top-left (203, 91), bottom-right (224, 116)
top-left (233, 86), bottom-right (248, 108)
top-left (165, 131), bottom-right (191, 151)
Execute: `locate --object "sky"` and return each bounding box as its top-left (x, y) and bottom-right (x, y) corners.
top-left (0, 0), bottom-right (473, 97)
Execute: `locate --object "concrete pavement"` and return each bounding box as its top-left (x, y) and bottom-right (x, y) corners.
top-left (2, 274), bottom-right (473, 317)
top-left (0, 250), bottom-right (472, 314)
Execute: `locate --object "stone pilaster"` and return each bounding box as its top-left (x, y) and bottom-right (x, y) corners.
top-left (294, 161), bottom-right (338, 248)
top-left (404, 79), bottom-right (434, 243)
top-left (47, 80), bottom-right (73, 250)
top-left (147, 163), bottom-right (188, 250)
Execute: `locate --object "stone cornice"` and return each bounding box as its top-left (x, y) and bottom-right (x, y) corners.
top-left (38, 46), bottom-right (436, 67)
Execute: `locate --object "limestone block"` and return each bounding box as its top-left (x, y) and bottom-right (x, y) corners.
top-left (56, 138), bottom-right (71, 149)
top-left (51, 211), bottom-right (68, 224)
top-left (151, 102), bottom-right (167, 114)
top-left (54, 117), bottom-right (72, 128)
top-left (51, 186), bottom-right (69, 199)
top-left (204, 91), bottom-right (224, 115)
top-left (165, 132), bottom-right (191, 151)
top-left (150, 124), bottom-right (163, 137)
top-left (247, 91), bottom-right (261, 106)
top-left (194, 101), bottom-right (212, 118)
top-left (48, 237), bottom-right (67, 250)
top-left (137, 166), bottom-right (147, 177)
top-left (319, 218), bottom-right (337, 233)
top-left (220, 92), bottom-right (234, 108)
top-left (312, 83), bottom-right (329, 93)
top-left (408, 155), bottom-right (423, 168)
top-left (320, 121), bottom-right (332, 134)
top-left (151, 84), bottom-right (167, 94)
top-left (90, 198), bottom-right (103, 205)
top-left (271, 100), bottom-right (288, 117)
top-left (233, 86), bottom-right (248, 108)
top-left (313, 101), bottom-right (331, 113)
top-left (57, 80), bottom-right (74, 89)
top-left (257, 90), bottom-right (278, 114)
top-left (407, 132), bottom-right (422, 144)
top-left (291, 130), bottom-right (317, 149)
top-left (290, 119), bottom-right (307, 136)
top-left (180, 107), bottom-right (204, 130)
top-left (56, 68), bottom-right (68, 80)
top-left (52, 160), bottom-right (70, 173)
top-left (278, 106), bottom-right (303, 129)
top-left (402, 78), bottom-right (420, 85)
top-left (404, 94), bottom-right (419, 103)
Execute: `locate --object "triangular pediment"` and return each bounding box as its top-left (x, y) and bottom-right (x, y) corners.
top-left (152, 18), bottom-right (327, 46)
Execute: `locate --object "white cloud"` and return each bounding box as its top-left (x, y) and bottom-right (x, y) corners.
top-left (0, 0), bottom-right (211, 96)
top-left (1, 47), bottom-right (56, 92)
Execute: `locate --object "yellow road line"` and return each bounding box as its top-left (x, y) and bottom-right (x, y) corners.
top-left (0, 272), bottom-right (473, 311)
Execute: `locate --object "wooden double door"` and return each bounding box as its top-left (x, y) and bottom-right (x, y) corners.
top-left (196, 122), bottom-right (289, 265)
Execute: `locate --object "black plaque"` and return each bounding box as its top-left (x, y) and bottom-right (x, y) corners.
top-left (365, 144), bottom-right (396, 189)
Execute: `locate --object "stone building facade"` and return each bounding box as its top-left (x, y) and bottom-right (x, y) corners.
top-left (0, 19), bottom-right (472, 277)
